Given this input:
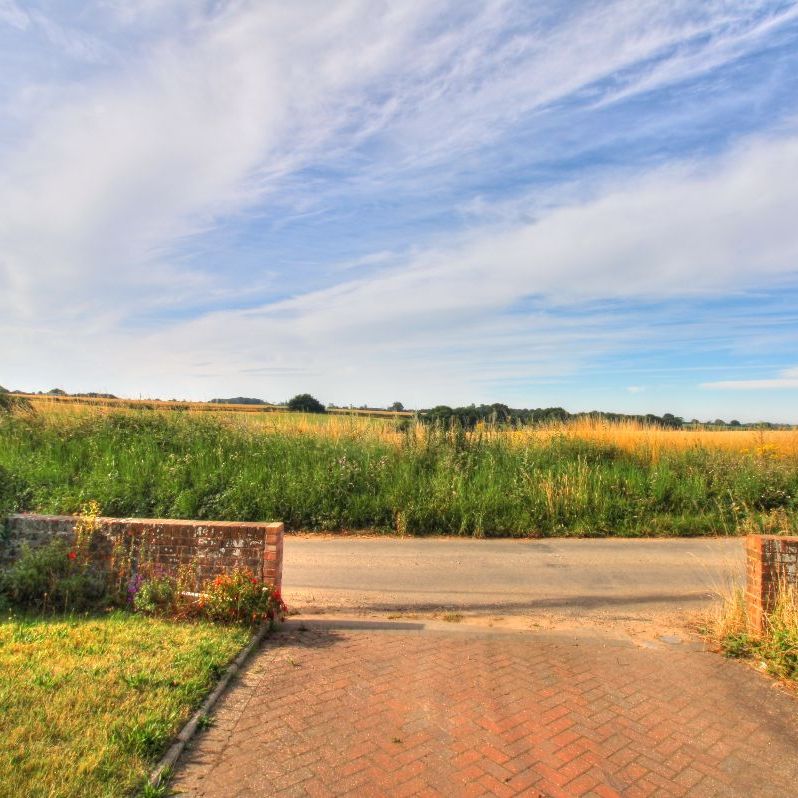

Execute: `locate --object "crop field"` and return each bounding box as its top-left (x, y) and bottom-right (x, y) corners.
top-left (1, 398), bottom-right (796, 537)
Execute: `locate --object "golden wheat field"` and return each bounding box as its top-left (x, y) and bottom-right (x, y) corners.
top-left (21, 393), bottom-right (798, 459)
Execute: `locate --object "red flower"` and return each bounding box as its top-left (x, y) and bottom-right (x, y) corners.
top-left (67, 551), bottom-right (77, 560)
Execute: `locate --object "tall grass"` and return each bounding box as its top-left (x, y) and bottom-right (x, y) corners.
top-left (709, 583), bottom-right (798, 681)
top-left (1, 406), bottom-right (796, 537)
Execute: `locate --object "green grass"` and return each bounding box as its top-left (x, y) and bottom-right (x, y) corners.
top-left (0, 611), bottom-right (249, 798)
top-left (0, 409), bottom-right (796, 537)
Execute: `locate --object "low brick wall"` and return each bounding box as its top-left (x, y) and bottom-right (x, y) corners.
top-left (2, 514), bottom-right (283, 590)
top-left (746, 534), bottom-right (798, 631)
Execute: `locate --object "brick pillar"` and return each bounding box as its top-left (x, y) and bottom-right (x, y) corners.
top-left (746, 534), bottom-right (798, 632)
top-left (263, 522), bottom-right (284, 590)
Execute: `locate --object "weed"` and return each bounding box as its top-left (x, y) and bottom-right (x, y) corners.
top-left (140, 767), bottom-right (173, 798)
top-left (707, 583), bottom-right (798, 681)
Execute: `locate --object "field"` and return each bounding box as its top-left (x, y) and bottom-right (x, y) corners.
top-left (0, 611), bottom-right (248, 798)
top-left (1, 398), bottom-right (797, 537)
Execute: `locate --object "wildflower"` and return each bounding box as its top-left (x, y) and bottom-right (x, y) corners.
top-left (67, 551), bottom-right (77, 560)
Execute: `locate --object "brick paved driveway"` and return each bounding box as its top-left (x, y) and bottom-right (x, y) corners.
top-left (172, 620), bottom-right (798, 798)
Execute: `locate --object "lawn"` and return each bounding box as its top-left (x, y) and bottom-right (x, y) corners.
top-left (0, 611), bottom-right (250, 798)
top-left (1, 403), bottom-right (797, 537)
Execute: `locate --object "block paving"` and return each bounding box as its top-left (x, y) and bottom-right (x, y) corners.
top-left (172, 621), bottom-right (798, 797)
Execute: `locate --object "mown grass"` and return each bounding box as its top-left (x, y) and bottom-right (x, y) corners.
top-left (1, 406), bottom-right (796, 537)
top-left (0, 611), bottom-right (249, 798)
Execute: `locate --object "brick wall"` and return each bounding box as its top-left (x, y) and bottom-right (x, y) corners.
top-left (745, 535), bottom-right (798, 631)
top-left (1, 514), bottom-right (283, 590)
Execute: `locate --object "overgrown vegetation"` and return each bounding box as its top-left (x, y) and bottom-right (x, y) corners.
top-left (1, 405), bottom-right (796, 536)
top-left (0, 532), bottom-right (285, 625)
top-left (0, 612), bottom-right (249, 798)
top-left (709, 584), bottom-right (798, 681)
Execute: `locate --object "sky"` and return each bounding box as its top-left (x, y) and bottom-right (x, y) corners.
top-left (1, 1), bottom-right (798, 421)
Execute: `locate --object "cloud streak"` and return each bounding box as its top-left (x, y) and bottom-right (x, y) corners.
top-left (703, 367), bottom-right (798, 390)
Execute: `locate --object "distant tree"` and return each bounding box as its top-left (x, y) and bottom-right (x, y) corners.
top-left (287, 393), bottom-right (326, 414)
top-left (47, 388), bottom-right (67, 396)
top-left (389, 402), bottom-right (405, 412)
top-left (713, 419), bottom-right (727, 426)
top-left (209, 397), bottom-right (266, 405)
top-left (729, 419), bottom-right (741, 427)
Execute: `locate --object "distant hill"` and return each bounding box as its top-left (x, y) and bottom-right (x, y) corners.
top-left (209, 397), bottom-right (268, 405)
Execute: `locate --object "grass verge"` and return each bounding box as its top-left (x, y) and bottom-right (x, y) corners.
top-left (0, 611), bottom-right (250, 798)
top-left (2, 407), bottom-right (797, 537)
top-left (707, 584), bottom-right (798, 681)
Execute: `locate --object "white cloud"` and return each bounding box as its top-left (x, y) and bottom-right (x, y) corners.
top-left (3, 1), bottom-right (794, 322)
top-left (702, 367), bottom-right (798, 390)
top-left (627, 386), bottom-right (645, 394)
top-left (0, 1), bottom-right (28, 30)
top-left (109, 129), bottom-right (795, 402)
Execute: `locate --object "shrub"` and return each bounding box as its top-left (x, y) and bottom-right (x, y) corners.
top-left (0, 389), bottom-right (31, 414)
top-left (198, 569), bottom-right (286, 625)
top-left (0, 539), bottom-right (107, 612)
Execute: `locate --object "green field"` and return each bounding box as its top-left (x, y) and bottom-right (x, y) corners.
top-left (0, 405), bottom-right (796, 537)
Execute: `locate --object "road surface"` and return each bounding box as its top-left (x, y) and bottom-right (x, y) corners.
top-left (283, 536), bottom-right (744, 620)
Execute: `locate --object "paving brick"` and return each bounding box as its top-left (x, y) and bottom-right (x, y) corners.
top-left (171, 623), bottom-right (798, 798)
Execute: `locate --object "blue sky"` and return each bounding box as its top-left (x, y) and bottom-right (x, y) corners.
top-left (1, 1), bottom-right (798, 421)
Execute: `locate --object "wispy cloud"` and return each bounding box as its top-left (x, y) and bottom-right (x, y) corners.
top-left (702, 367), bottom-right (798, 390)
top-left (0, 1), bottom-right (27, 30)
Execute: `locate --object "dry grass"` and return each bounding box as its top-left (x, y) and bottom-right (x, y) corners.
top-left (499, 417), bottom-right (798, 460)
top-left (708, 581), bottom-right (798, 681)
top-left (23, 395), bottom-right (798, 458)
top-left (21, 394), bottom-right (412, 418)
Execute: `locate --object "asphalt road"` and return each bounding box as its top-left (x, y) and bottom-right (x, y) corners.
top-left (283, 536), bottom-right (745, 618)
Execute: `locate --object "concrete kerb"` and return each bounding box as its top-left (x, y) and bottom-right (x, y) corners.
top-left (147, 622), bottom-right (273, 792)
